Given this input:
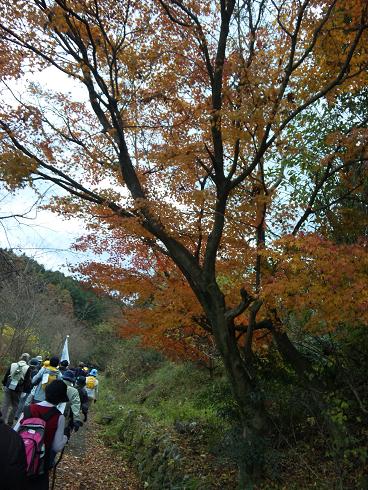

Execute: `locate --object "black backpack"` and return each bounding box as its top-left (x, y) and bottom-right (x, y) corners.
top-left (0, 419), bottom-right (27, 489)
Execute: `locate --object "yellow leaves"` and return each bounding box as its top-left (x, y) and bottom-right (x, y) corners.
top-left (47, 6), bottom-right (70, 34)
top-left (0, 149), bottom-right (38, 189)
top-left (311, 0), bottom-right (368, 92)
top-left (0, 324), bottom-right (16, 339)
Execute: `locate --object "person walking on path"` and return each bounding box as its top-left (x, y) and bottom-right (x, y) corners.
top-left (32, 356), bottom-right (42, 373)
top-left (0, 409), bottom-right (27, 489)
top-left (85, 369), bottom-right (99, 409)
top-left (75, 375), bottom-right (89, 422)
top-left (32, 356), bottom-right (61, 403)
top-left (73, 362), bottom-right (87, 379)
top-left (61, 370), bottom-right (83, 437)
top-left (59, 360), bottom-right (69, 373)
top-left (14, 380), bottom-right (69, 490)
top-left (1, 353), bottom-right (32, 425)
top-left (15, 357), bottom-right (41, 420)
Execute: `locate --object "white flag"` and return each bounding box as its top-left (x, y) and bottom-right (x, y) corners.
top-left (60, 335), bottom-right (70, 363)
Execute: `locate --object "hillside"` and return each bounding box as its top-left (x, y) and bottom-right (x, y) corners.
top-left (1, 250), bottom-right (367, 488)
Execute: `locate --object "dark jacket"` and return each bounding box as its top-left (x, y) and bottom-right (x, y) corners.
top-left (76, 386), bottom-right (89, 414)
top-left (0, 417), bottom-right (27, 489)
top-left (23, 366), bottom-right (39, 394)
top-left (73, 367), bottom-right (87, 378)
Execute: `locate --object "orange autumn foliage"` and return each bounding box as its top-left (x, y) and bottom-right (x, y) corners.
top-left (0, 1), bottom-right (368, 430)
top-left (75, 236), bottom-right (215, 363)
top-left (262, 234), bottom-right (368, 331)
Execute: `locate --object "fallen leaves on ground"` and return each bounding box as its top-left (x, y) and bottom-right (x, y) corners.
top-left (53, 419), bottom-right (143, 490)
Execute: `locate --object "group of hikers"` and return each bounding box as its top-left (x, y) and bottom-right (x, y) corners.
top-left (1, 352), bottom-right (99, 489)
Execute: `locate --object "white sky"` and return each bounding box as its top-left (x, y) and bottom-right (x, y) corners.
top-left (0, 67), bottom-right (91, 273)
top-left (0, 185), bottom-right (90, 272)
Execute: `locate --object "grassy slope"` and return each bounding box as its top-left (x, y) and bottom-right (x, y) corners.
top-left (95, 361), bottom-right (239, 489)
top-left (93, 339), bottom-right (368, 490)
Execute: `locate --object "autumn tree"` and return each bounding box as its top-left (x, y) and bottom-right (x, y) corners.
top-left (1, 0), bottom-right (368, 481)
top-left (75, 245), bottom-right (218, 368)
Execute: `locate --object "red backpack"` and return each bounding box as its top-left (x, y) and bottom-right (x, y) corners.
top-left (17, 406), bottom-right (59, 477)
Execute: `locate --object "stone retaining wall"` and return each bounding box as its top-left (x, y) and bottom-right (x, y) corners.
top-left (108, 409), bottom-right (199, 489)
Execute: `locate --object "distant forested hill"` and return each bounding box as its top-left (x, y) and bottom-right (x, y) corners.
top-left (0, 249), bottom-right (121, 367)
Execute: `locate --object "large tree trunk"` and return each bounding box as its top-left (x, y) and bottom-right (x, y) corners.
top-left (202, 285), bottom-right (267, 486)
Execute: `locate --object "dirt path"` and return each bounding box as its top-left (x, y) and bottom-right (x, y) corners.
top-left (53, 419), bottom-right (143, 490)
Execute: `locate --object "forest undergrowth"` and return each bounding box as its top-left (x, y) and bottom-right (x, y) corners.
top-left (94, 337), bottom-right (368, 489)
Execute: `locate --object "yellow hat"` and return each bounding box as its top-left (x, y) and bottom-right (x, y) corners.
top-left (43, 360), bottom-right (50, 367)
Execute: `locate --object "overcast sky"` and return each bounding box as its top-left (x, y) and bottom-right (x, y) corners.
top-left (0, 185), bottom-right (90, 273)
top-left (0, 67), bottom-right (91, 274)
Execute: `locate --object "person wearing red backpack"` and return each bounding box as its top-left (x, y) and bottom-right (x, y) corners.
top-left (14, 379), bottom-right (68, 490)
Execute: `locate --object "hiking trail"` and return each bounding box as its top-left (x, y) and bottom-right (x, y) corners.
top-left (53, 418), bottom-right (142, 490)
